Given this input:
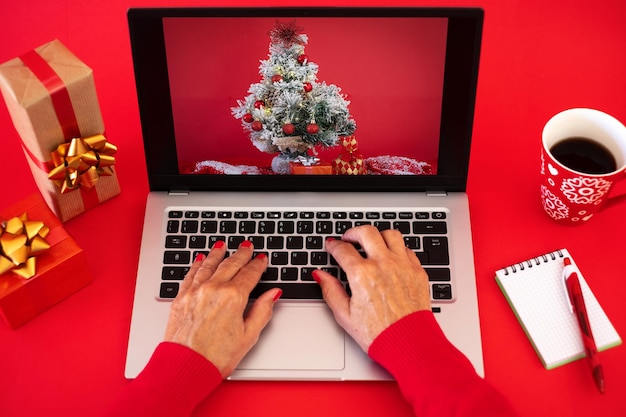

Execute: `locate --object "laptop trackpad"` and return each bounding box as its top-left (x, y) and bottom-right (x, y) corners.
top-left (237, 304), bottom-right (345, 371)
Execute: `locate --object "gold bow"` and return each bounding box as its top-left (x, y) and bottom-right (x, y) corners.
top-left (48, 134), bottom-right (117, 194)
top-left (0, 213), bottom-right (51, 279)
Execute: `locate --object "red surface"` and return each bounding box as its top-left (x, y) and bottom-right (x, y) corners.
top-left (1, 1), bottom-right (625, 416)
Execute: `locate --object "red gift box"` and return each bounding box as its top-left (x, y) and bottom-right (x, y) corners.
top-left (0, 193), bottom-right (91, 329)
top-left (289, 160), bottom-right (333, 175)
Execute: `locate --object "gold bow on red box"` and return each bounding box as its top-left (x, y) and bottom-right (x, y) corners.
top-left (47, 134), bottom-right (117, 194)
top-left (0, 213), bottom-right (51, 279)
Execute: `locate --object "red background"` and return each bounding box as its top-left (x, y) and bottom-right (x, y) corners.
top-left (165, 17), bottom-right (445, 167)
top-left (1, 1), bottom-right (626, 417)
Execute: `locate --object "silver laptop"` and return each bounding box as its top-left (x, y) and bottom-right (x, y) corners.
top-left (125, 7), bottom-right (484, 380)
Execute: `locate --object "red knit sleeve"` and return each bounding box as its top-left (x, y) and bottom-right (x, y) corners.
top-left (368, 310), bottom-right (521, 417)
top-left (101, 342), bottom-right (223, 417)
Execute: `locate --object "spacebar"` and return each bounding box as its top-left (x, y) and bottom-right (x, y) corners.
top-left (249, 283), bottom-right (323, 299)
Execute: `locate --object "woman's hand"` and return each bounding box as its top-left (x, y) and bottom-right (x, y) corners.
top-left (164, 241), bottom-right (282, 377)
top-left (314, 226), bottom-right (432, 352)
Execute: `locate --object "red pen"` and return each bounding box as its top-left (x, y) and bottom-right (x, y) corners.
top-left (563, 257), bottom-right (604, 393)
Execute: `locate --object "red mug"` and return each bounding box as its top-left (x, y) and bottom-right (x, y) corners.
top-left (541, 108), bottom-right (626, 224)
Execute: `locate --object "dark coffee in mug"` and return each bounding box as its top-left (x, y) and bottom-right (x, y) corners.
top-left (549, 136), bottom-right (617, 175)
top-left (542, 108), bottom-right (626, 224)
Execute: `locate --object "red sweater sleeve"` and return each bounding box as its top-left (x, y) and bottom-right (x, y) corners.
top-left (368, 310), bottom-right (521, 417)
top-left (101, 342), bottom-right (222, 417)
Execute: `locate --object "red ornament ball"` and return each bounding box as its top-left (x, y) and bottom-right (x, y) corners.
top-left (243, 113), bottom-right (254, 123)
top-left (254, 100), bottom-right (265, 109)
top-left (251, 121), bottom-right (264, 131)
top-left (282, 123), bottom-right (296, 135)
top-left (303, 82), bottom-right (313, 93)
top-left (297, 54), bottom-right (308, 64)
top-left (306, 123), bottom-right (319, 134)
top-left (271, 74), bottom-right (283, 83)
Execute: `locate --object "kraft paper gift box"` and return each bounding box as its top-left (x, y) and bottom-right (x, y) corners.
top-left (0, 193), bottom-right (92, 329)
top-left (0, 39), bottom-right (120, 222)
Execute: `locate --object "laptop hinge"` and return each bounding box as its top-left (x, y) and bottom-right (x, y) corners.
top-left (426, 191), bottom-right (448, 197)
top-left (168, 190), bottom-right (189, 196)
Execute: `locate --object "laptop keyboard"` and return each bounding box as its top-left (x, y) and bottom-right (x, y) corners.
top-left (160, 209), bottom-right (452, 302)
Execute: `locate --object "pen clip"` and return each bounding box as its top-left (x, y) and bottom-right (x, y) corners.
top-left (562, 258), bottom-right (576, 314)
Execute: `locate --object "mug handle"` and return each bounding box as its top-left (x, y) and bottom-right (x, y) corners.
top-left (600, 170), bottom-right (626, 211)
top-left (603, 194), bottom-right (626, 210)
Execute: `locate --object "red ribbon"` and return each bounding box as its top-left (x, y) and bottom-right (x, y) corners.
top-left (19, 50), bottom-right (81, 140)
top-left (80, 186), bottom-right (101, 210)
top-left (18, 47), bottom-right (99, 212)
top-left (20, 141), bottom-right (55, 173)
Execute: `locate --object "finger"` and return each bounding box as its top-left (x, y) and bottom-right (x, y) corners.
top-left (211, 240), bottom-right (255, 282)
top-left (380, 228), bottom-right (408, 254)
top-left (231, 252), bottom-right (269, 295)
top-left (192, 240), bottom-right (226, 286)
top-left (178, 252), bottom-right (206, 295)
top-left (325, 236), bottom-right (367, 274)
top-left (340, 225), bottom-right (389, 258)
top-left (405, 246), bottom-right (432, 285)
top-left (313, 269), bottom-right (352, 329)
top-left (242, 287), bottom-right (282, 343)
top-left (405, 246), bottom-right (424, 268)
top-left (404, 247), bottom-right (433, 310)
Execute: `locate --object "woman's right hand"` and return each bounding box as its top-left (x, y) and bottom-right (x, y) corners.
top-left (313, 225), bottom-right (432, 352)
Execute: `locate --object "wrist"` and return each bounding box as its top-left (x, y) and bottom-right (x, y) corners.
top-left (368, 311), bottom-right (474, 380)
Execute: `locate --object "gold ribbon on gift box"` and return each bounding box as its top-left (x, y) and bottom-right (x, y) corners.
top-left (47, 134), bottom-right (117, 194)
top-left (0, 213), bottom-right (51, 279)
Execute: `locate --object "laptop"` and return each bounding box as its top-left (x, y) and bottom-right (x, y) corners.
top-left (125, 7), bottom-right (484, 380)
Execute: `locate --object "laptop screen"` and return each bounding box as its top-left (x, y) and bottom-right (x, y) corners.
top-left (164, 16), bottom-right (445, 176)
top-left (128, 8), bottom-right (483, 192)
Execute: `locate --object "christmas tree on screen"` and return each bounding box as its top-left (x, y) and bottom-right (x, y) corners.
top-left (232, 21), bottom-right (356, 173)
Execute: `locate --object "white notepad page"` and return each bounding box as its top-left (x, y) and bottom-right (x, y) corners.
top-left (495, 249), bottom-right (622, 369)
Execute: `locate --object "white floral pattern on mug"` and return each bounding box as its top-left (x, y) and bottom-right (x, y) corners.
top-left (560, 177), bottom-right (612, 205)
top-left (541, 185), bottom-right (569, 220)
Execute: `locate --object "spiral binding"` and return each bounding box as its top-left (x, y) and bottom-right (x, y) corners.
top-left (502, 249), bottom-right (564, 275)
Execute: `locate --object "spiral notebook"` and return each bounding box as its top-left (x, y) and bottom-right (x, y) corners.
top-left (495, 249), bottom-right (622, 369)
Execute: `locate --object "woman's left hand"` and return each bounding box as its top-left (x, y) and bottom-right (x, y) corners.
top-left (164, 241), bottom-right (282, 377)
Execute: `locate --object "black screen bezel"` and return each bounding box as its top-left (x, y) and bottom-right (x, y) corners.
top-left (127, 7), bottom-right (483, 192)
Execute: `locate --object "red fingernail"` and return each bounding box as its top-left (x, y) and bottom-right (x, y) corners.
top-left (194, 253), bottom-right (205, 262)
top-left (212, 240), bottom-right (225, 249)
top-left (312, 270), bottom-right (321, 284)
top-left (273, 289), bottom-right (283, 302)
top-left (240, 240), bottom-right (253, 248)
top-left (326, 237), bottom-right (335, 242)
top-left (255, 253), bottom-right (267, 260)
